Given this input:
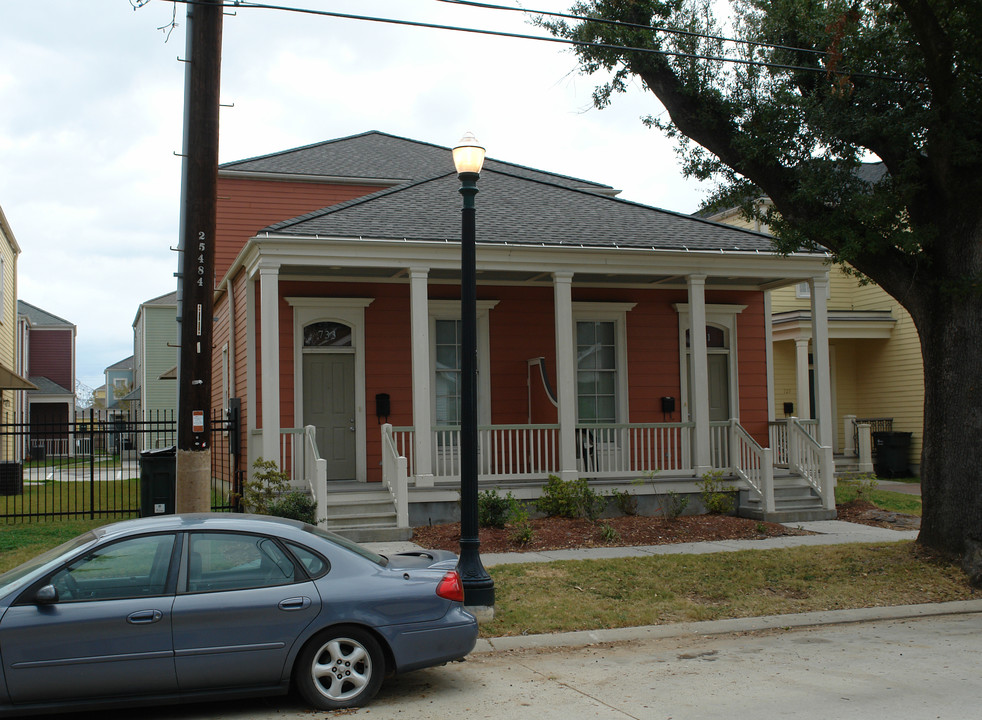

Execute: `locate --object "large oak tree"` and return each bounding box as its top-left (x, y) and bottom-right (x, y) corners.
top-left (545, 0), bottom-right (982, 570)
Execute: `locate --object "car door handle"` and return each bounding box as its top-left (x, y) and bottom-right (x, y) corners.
top-left (279, 596), bottom-right (312, 612)
top-left (127, 609), bottom-right (163, 625)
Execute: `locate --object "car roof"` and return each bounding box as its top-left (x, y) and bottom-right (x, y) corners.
top-left (92, 513), bottom-right (308, 541)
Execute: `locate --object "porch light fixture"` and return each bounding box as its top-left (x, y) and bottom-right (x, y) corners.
top-left (452, 132), bottom-right (495, 617)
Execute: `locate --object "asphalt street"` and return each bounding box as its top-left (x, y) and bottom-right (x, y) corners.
top-left (66, 605), bottom-right (982, 720)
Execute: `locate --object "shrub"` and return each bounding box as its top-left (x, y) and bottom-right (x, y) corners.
top-left (268, 490), bottom-right (318, 524)
top-left (697, 470), bottom-right (736, 515)
top-left (478, 489), bottom-right (519, 529)
top-left (508, 503), bottom-right (534, 545)
top-left (660, 490), bottom-right (689, 520)
top-left (243, 457), bottom-right (290, 515)
top-left (611, 488), bottom-right (638, 516)
top-left (536, 475), bottom-right (607, 520)
top-left (599, 522), bottom-right (619, 544)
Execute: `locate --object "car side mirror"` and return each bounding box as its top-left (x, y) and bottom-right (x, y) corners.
top-left (35, 585), bottom-right (59, 605)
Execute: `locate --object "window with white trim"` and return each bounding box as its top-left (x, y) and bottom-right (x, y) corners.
top-left (576, 320), bottom-right (617, 424)
top-left (434, 319), bottom-right (461, 426)
top-left (571, 302), bottom-right (634, 425)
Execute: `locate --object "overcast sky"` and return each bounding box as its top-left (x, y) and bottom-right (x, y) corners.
top-left (0, 0), bottom-right (709, 392)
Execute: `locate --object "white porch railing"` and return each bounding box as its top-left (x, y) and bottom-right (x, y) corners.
top-left (279, 428), bottom-right (304, 483)
top-left (390, 423), bottom-right (694, 483)
top-left (303, 425), bottom-right (327, 520)
top-left (380, 424), bottom-right (409, 528)
top-left (768, 418), bottom-right (818, 465)
top-left (728, 419), bottom-right (775, 513)
top-left (787, 419), bottom-right (835, 511)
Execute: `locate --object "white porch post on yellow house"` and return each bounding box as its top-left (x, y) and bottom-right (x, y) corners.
top-left (688, 274), bottom-right (712, 473)
top-left (409, 267), bottom-right (434, 487)
top-left (259, 264), bottom-right (281, 464)
top-left (553, 271), bottom-right (578, 481)
top-left (810, 274), bottom-right (834, 447)
top-left (795, 338), bottom-right (811, 420)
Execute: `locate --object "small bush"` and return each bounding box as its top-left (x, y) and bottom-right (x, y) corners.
top-left (478, 489), bottom-right (519, 529)
top-left (697, 470), bottom-right (736, 515)
top-left (660, 490), bottom-right (689, 520)
top-left (243, 457), bottom-right (290, 515)
top-left (268, 490), bottom-right (318, 524)
top-left (508, 503), bottom-right (534, 545)
top-left (536, 475), bottom-right (607, 520)
top-left (611, 488), bottom-right (638, 516)
top-left (599, 522), bottom-right (619, 544)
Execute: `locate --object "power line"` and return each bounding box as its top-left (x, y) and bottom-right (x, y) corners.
top-left (164, 0), bottom-right (910, 82)
top-left (436, 0), bottom-right (831, 60)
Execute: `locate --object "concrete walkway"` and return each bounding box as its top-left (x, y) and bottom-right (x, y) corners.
top-left (365, 518), bottom-right (921, 568)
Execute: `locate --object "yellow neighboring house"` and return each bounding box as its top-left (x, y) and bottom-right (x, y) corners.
top-left (0, 205), bottom-right (37, 461)
top-left (706, 205), bottom-right (923, 475)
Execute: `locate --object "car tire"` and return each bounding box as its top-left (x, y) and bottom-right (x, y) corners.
top-left (295, 626), bottom-right (385, 709)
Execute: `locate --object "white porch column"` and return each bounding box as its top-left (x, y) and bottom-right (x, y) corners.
top-left (795, 338), bottom-right (811, 420)
top-left (764, 290), bottom-right (776, 423)
top-left (553, 272), bottom-right (578, 481)
top-left (688, 275), bottom-right (711, 473)
top-left (409, 268), bottom-right (434, 487)
top-left (810, 274), bottom-right (834, 448)
top-left (843, 414), bottom-right (857, 457)
top-left (259, 265), bottom-right (281, 464)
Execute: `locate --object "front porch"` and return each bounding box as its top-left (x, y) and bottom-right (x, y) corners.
top-left (280, 417), bottom-right (836, 541)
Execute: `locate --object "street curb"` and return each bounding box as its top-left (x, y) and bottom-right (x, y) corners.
top-left (472, 599), bottom-right (982, 654)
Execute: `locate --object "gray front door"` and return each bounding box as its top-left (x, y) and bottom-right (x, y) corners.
top-left (708, 354), bottom-right (730, 422)
top-left (303, 353), bottom-right (356, 481)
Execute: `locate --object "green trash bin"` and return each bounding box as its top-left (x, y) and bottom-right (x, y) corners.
top-left (140, 446), bottom-right (176, 517)
top-left (872, 431), bottom-right (912, 478)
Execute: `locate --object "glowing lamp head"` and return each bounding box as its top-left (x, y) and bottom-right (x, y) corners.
top-left (452, 132), bottom-right (486, 176)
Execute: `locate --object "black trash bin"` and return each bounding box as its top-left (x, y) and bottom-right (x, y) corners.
top-left (29, 443), bottom-right (45, 462)
top-left (0, 461), bottom-right (23, 496)
top-left (872, 431), bottom-right (913, 478)
top-left (140, 446), bottom-right (176, 517)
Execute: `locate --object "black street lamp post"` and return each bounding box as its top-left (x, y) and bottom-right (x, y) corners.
top-left (452, 132), bottom-right (495, 617)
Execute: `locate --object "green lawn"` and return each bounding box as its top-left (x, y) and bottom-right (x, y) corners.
top-left (0, 479), bottom-right (141, 519)
top-left (834, 477), bottom-right (923, 515)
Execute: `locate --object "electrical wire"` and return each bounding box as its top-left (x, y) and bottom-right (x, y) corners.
top-left (164, 0), bottom-right (911, 82)
top-left (436, 0), bottom-right (832, 60)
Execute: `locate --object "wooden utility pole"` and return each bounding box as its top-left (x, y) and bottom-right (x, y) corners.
top-left (175, 0), bottom-right (223, 512)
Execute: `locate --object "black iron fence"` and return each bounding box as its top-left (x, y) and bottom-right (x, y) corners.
top-left (0, 409), bottom-right (241, 523)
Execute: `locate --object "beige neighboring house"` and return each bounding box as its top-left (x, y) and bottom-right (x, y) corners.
top-left (0, 206), bottom-right (37, 456)
top-left (705, 202), bottom-right (923, 475)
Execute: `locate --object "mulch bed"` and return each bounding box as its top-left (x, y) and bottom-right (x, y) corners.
top-left (411, 501), bottom-right (921, 554)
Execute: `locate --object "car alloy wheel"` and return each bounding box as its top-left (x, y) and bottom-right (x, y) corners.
top-left (296, 626), bottom-right (385, 709)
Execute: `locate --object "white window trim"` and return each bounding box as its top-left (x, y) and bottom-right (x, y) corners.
top-left (286, 297), bottom-right (373, 483)
top-left (571, 302), bottom-right (634, 424)
top-left (428, 300), bottom-right (498, 427)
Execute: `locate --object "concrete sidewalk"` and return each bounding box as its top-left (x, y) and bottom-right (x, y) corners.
top-left (365, 518), bottom-right (920, 567)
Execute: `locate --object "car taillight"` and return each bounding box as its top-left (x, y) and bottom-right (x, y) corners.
top-left (436, 570), bottom-right (465, 602)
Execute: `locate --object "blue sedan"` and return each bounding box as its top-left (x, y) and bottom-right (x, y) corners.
top-left (0, 514), bottom-right (478, 716)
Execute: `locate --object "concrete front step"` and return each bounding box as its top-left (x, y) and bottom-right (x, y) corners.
top-left (737, 480), bottom-right (836, 523)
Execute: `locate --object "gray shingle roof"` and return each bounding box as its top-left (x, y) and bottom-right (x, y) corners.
top-left (18, 300), bottom-right (74, 328)
top-left (221, 130), bottom-right (612, 192)
top-left (28, 376), bottom-right (72, 395)
top-left (106, 355), bottom-right (134, 372)
top-left (264, 168), bottom-right (784, 253)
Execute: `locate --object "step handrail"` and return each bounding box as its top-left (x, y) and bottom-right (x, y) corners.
top-left (729, 419), bottom-right (775, 514)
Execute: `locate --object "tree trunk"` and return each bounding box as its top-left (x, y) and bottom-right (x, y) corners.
top-left (916, 293), bottom-right (982, 575)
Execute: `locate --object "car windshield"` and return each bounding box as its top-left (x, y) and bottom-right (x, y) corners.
top-left (0, 532), bottom-right (98, 597)
top-left (304, 524), bottom-right (387, 566)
